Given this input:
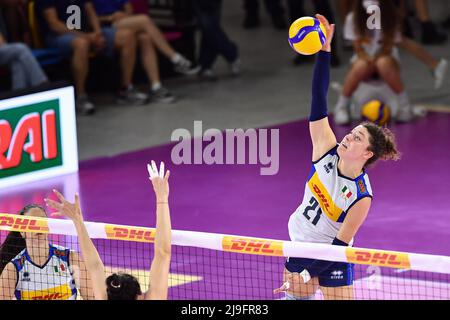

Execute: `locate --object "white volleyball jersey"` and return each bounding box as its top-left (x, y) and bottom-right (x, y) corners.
top-left (288, 145), bottom-right (373, 245)
top-left (12, 244), bottom-right (78, 300)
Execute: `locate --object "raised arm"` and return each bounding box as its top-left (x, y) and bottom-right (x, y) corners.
top-left (144, 161), bottom-right (172, 300)
top-left (45, 190), bottom-right (107, 300)
top-left (309, 14), bottom-right (338, 162)
top-left (0, 263), bottom-right (17, 299)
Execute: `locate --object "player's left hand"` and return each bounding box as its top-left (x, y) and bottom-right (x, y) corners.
top-left (147, 160), bottom-right (170, 203)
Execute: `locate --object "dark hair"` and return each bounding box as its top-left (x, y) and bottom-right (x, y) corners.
top-left (0, 204), bottom-right (46, 274)
top-left (106, 273), bottom-right (142, 300)
top-left (362, 122), bottom-right (401, 168)
top-left (353, 0), bottom-right (401, 46)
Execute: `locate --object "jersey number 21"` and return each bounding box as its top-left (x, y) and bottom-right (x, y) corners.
top-left (303, 197), bottom-right (322, 226)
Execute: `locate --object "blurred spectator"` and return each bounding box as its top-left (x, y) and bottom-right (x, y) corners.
top-left (334, 0), bottom-right (413, 125)
top-left (92, 0), bottom-right (199, 103)
top-left (399, 38), bottom-right (448, 90)
top-left (192, 0), bottom-right (240, 81)
top-left (36, 0), bottom-right (147, 115)
top-left (0, 0), bottom-right (31, 44)
top-left (287, 0), bottom-right (341, 67)
top-left (334, 0), bottom-right (354, 23)
top-left (0, 18), bottom-right (48, 91)
top-left (412, 0), bottom-right (447, 45)
top-left (394, 0), bottom-right (448, 90)
top-left (242, 0), bottom-right (287, 30)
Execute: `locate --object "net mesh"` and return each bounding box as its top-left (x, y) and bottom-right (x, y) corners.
top-left (1, 216), bottom-right (450, 300)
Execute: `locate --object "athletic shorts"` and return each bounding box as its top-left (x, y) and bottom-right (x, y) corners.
top-left (285, 257), bottom-right (354, 288)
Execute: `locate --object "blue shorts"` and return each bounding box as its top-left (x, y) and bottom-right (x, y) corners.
top-left (285, 257), bottom-right (354, 288)
top-left (45, 27), bottom-right (117, 57)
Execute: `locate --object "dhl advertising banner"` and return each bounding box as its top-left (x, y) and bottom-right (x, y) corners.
top-left (346, 248), bottom-right (411, 269)
top-left (0, 213), bottom-right (49, 233)
top-left (1, 213), bottom-right (449, 274)
top-left (0, 85), bottom-right (78, 188)
top-left (105, 224), bottom-right (156, 243)
top-left (222, 236), bottom-right (284, 257)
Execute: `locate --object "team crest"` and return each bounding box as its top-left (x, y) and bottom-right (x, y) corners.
top-left (357, 180), bottom-right (366, 194)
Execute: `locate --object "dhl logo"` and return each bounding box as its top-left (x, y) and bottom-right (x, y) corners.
top-left (222, 236), bottom-right (283, 256)
top-left (0, 214), bottom-right (49, 233)
top-left (346, 248), bottom-right (411, 269)
top-left (308, 172), bottom-right (342, 221)
top-left (312, 184), bottom-right (331, 214)
top-left (105, 225), bottom-right (155, 243)
top-left (31, 292), bottom-right (69, 300)
top-left (22, 284), bottom-right (72, 300)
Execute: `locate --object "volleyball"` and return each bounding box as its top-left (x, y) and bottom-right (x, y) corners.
top-left (288, 17), bottom-right (327, 55)
top-left (361, 100), bottom-right (391, 126)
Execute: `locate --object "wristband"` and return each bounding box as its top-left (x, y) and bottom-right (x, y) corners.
top-left (300, 269), bottom-right (312, 283)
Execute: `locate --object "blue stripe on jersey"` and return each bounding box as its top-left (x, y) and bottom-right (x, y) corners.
top-left (307, 164), bottom-right (316, 181)
top-left (12, 257), bottom-right (25, 272)
top-left (356, 176), bottom-right (370, 198)
top-left (337, 212), bottom-right (347, 223)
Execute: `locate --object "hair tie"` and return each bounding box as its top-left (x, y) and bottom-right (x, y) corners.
top-left (111, 279), bottom-right (121, 289)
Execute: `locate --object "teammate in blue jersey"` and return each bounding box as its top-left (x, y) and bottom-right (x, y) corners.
top-left (274, 14), bottom-right (401, 300)
top-left (44, 160), bottom-right (171, 300)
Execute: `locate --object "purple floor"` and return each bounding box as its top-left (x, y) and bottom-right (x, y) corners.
top-left (2, 113), bottom-right (450, 258)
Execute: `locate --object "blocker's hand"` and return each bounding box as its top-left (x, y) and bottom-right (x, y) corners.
top-left (45, 190), bottom-right (84, 224)
top-left (147, 160), bottom-right (170, 203)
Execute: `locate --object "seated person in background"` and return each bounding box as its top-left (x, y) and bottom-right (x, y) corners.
top-left (92, 0), bottom-right (199, 103)
top-left (36, 0), bottom-right (148, 115)
top-left (0, 32), bottom-right (48, 91)
top-left (334, 0), bottom-right (414, 125)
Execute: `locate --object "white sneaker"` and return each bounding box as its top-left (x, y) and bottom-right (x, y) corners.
top-left (230, 58), bottom-right (241, 76)
top-left (334, 106), bottom-right (350, 125)
top-left (433, 59), bottom-right (448, 90)
top-left (396, 104), bottom-right (413, 123)
top-left (76, 95), bottom-right (95, 115)
top-left (412, 105), bottom-right (427, 118)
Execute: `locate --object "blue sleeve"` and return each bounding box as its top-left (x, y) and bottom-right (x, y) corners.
top-left (309, 51), bottom-right (331, 122)
top-left (306, 237), bottom-right (348, 277)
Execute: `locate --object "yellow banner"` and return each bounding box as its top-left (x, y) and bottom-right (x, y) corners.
top-left (222, 236), bottom-right (284, 256)
top-left (105, 224), bottom-right (156, 243)
top-left (21, 284), bottom-right (73, 300)
top-left (308, 172), bottom-right (343, 221)
top-left (0, 213), bottom-right (49, 233)
top-left (346, 248), bottom-right (411, 269)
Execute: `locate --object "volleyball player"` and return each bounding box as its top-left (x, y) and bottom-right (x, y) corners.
top-left (0, 205), bottom-right (93, 300)
top-left (273, 14), bottom-right (401, 300)
top-left (44, 160), bottom-right (171, 300)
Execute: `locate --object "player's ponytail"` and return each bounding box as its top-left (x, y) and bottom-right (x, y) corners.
top-left (106, 273), bottom-right (142, 300)
top-left (362, 122), bottom-right (401, 168)
top-left (0, 205), bottom-right (45, 274)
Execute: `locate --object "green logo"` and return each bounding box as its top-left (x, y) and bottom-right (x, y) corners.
top-left (0, 99), bottom-right (62, 179)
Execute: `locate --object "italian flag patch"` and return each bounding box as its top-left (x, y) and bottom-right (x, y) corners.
top-left (341, 186), bottom-right (352, 199)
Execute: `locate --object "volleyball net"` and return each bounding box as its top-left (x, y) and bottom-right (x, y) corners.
top-left (1, 213), bottom-right (450, 300)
